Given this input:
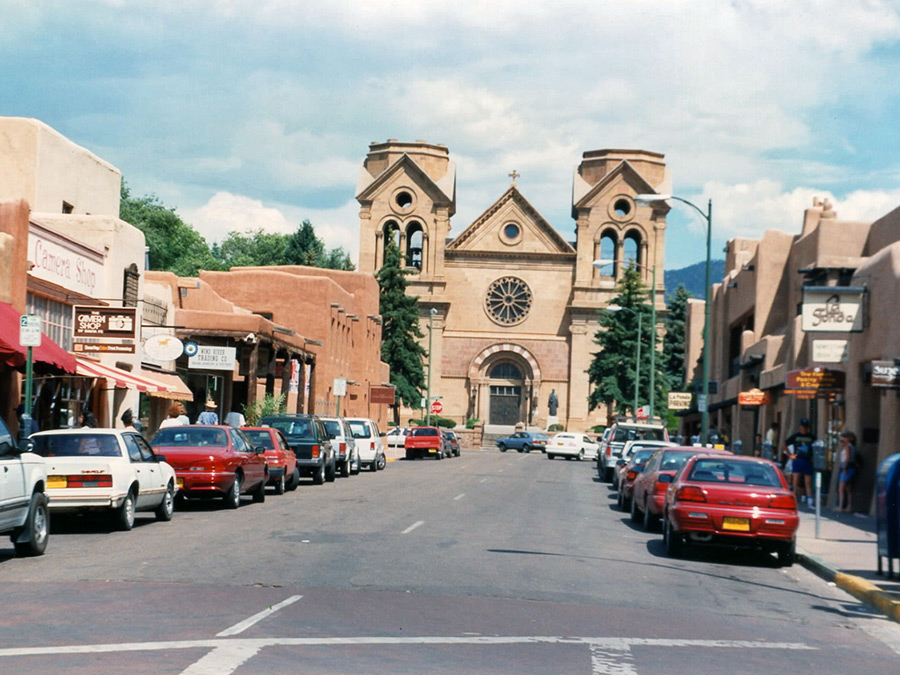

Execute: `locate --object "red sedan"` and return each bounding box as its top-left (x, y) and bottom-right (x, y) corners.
top-left (615, 448), bottom-right (658, 511)
top-left (242, 427), bottom-right (300, 494)
top-left (662, 454), bottom-right (799, 566)
top-left (630, 446), bottom-right (730, 531)
top-left (150, 425), bottom-right (268, 508)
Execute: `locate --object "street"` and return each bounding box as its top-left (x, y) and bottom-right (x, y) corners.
top-left (2, 450), bottom-right (899, 674)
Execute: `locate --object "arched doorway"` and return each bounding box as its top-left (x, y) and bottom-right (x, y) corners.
top-left (468, 344), bottom-right (542, 427)
top-left (488, 361), bottom-right (524, 425)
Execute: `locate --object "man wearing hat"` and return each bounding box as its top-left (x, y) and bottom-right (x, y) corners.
top-left (784, 417), bottom-right (816, 506)
top-left (196, 398), bottom-right (219, 425)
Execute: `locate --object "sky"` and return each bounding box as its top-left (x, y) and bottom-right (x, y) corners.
top-left (5, 0), bottom-right (900, 269)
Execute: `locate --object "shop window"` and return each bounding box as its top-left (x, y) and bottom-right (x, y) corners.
top-left (26, 293), bottom-right (73, 350)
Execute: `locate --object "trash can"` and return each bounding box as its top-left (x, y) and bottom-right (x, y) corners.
top-left (876, 453), bottom-right (900, 577)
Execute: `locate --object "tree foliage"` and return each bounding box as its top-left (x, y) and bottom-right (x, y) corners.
top-left (212, 229), bottom-right (292, 268)
top-left (663, 285), bottom-right (692, 390)
top-left (588, 266), bottom-right (667, 418)
top-left (377, 235), bottom-right (426, 423)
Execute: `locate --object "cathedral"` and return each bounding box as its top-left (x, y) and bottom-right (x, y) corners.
top-left (356, 141), bottom-right (669, 430)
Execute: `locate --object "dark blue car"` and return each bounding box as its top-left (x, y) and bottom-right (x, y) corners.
top-left (497, 431), bottom-right (550, 453)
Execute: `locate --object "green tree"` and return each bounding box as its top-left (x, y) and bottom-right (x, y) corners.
top-left (212, 229), bottom-right (290, 268)
top-left (588, 266), bottom-right (667, 418)
top-left (663, 285), bottom-right (692, 390)
top-left (119, 183), bottom-right (220, 276)
top-left (377, 234), bottom-right (426, 424)
top-left (322, 246), bottom-right (355, 271)
top-left (283, 220), bottom-right (326, 266)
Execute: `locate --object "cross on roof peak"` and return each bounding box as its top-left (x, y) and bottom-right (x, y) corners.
top-left (508, 170), bottom-right (520, 186)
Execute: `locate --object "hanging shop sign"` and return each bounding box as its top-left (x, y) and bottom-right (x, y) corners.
top-left (667, 392), bottom-right (692, 410)
top-left (812, 339), bottom-right (849, 363)
top-left (143, 334), bottom-right (184, 361)
top-left (188, 345), bottom-right (236, 371)
top-left (869, 360), bottom-right (900, 389)
top-left (738, 388), bottom-right (770, 406)
top-left (73, 306), bottom-right (137, 353)
top-left (370, 385), bottom-right (396, 405)
top-left (785, 367), bottom-right (845, 398)
top-left (801, 286), bottom-right (865, 333)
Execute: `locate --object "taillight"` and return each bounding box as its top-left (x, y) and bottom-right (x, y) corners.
top-left (64, 474), bottom-right (113, 488)
top-left (626, 470), bottom-right (637, 481)
top-left (370, 441), bottom-right (375, 450)
top-left (675, 486), bottom-right (707, 502)
top-left (605, 447), bottom-right (611, 457)
top-left (340, 442), bottom-right (346, 454)
top-left (311, 444), bottom-right (319, 458)
top-left (655, 479), bottom-right (672, 494)
top-left (769, 494), bottom-right (797, 509)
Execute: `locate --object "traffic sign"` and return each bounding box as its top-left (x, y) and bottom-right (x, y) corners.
top-left (430, 400), bottom-right (443, 415)
top-left (697, 394), bottom-right (708, 413)
top-left (19, 315), bottom-right (41, 347)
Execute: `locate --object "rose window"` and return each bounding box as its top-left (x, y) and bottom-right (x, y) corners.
top-left (484, 277), bottom-right (532, 326)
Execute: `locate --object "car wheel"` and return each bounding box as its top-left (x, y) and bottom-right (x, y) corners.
top-left (377, 454), bottom-right (386, 470)
top-left (351, 455), bottom-right (361, 475)
top-left (405, 449), bottom-right (413, 461)
top-left (13, 492), bottom-right (49, 556)
top-left (498, 443), bottom-right (507, 453)
top-left (273, 473), bottom-right (286, 495)
top-left (643, 499), bottom-right (658, 531)
top-left (325, 457), bottom-right (336, 482)
top-left (664, 517), bottom-right (684, 557)
top-left (313, 462), bottom-right (325, 485)
top-left (604, 467), bottom-right (614, 483)
top-left (155, 483), bottom-right (175, 521)
top-left (577, 450), bottom-right (584, 461)
top-left (435, 449), bottom-right (443, 460)
top-left (547, 453), bottom-right (554, 460)
top-left (225, 474), bottom-right (242, 507)
top-left (115, 489), bottom-right (136, 531)
top-left (630, 493), bottom-right (641, 523)
top-left (287, 467), bottom-right (300, 490)
top-left (252, 476), bottom-right (266, 503)
top-left (777, 540), bottom-right (795, 567)
top-left (517, 447), bottom-right (524, 453)
top-left (617, 488), bottom-right (624, 510)
top-left (340, 457), bottom-right (350, 478)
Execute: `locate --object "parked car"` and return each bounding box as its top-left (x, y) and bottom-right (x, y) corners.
top-left (259, 414), bottom-right (335, 484)
top-left (443, 430), bottom-right (461, 457)
top-left (405, 426), bottom-right (446, 460)
top-left (630, 446), bottom-right (729, 531)
top-left (546, 432), bottom-right (598, 461)
top-left (0, 416), bottom-right (48, 556)
top-left (610, 440), bottom-right (673, 487)
top-left (662, 454), bottom-right (799, 566)
top-left (345, 417), bottom-right (386, 472)
top-left (319, 416), bottom-right (360, 477)
top-left (496, 431), bottom-right (549, 453)
top-left (150, 425), bottom-right (267, 507)
top-left (32, 428), bottom-right (177, 530)
top-left (385, 427), bottom-right (410, 449)
top-left (241, 427), bottom-right (300, 494)
top-left (599, 420), bottom-right (669, 482)
top-left (615, 448), bottom-right (658, 511)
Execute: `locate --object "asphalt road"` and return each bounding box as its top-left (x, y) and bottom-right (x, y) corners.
top-left (2, 450), bottom-right (899, 674)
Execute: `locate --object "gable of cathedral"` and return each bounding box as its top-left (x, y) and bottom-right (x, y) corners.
top-left (571, 159), bottom-right (659, 216)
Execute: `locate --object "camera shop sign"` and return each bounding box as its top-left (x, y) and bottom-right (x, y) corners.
top-left (870, 361), bottom-right (900, 389)
top-left (801, 286), bottom-right (865, 333)
top-left (73, 306), bottom-right (137, 354)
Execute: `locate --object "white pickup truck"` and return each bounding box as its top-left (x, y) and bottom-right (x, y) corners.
top-left (0, 416), bottom-right (49, 556)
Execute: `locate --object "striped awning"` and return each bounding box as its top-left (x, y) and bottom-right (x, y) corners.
top-left (75, 357), bottom-right (180, 393)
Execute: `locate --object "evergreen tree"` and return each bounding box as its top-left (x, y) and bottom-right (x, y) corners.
top-left (663, 285), bottom-right (692, 390)
top-left (377, 235), bottom-right (426, 424)
top-left (213, 229), bottom-right (290, 268)
top-left (284, 220), bottom-right (326, 266)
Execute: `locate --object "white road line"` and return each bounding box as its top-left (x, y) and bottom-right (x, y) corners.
top-left (479, 478), bottom-right (487, 483)
top-left (216, 595), bottom-right (303, 637)
top-left (453, 493), bottom-right (466, 501)
top-left (182, 644), bottom-right (261, 675)
top-left (402, 520), bottom-right (424, 534)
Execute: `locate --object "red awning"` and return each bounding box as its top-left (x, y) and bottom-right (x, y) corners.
top-left (0, 302), bottom-right (77, 373)
top-left (74, 357), bottom-right (177, 393)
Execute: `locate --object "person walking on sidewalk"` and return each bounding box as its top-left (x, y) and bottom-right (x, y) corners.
top-left (837, 430), bottom-right (859, 512)
top-left (784, 417), bottom-right (816, 506)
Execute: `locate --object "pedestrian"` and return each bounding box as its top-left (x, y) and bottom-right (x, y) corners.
top-left (784, 417), bottom-right (816, 506)
top-left (837, 430), bottom-right (859, 512)
top-left (196, 399), bottom-right (219, 425)
top-left (80, 410), bottom-right (98, 428)
top-left (159, 403), bottom-right (185, 429)
top-left (224, 410), bottom-right (246, 427)
top-left (120, 408), bottom-right (138, 432)
top-left (176, 402), bottom-right (190, 425)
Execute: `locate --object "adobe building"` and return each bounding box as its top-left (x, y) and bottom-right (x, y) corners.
top-left (356, 141), bottom-right (670, 430)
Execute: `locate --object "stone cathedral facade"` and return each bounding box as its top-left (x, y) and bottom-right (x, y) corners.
top-left (357, 140), bottom-right (669, 430)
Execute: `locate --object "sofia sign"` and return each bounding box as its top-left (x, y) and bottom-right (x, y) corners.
top-left (28, 226), bottom-right (104, 297)
top-left (801, 287), bottom-right (864, 333)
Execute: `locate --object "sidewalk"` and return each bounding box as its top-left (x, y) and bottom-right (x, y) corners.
top-left (796, 503), bottom-right (900, 622)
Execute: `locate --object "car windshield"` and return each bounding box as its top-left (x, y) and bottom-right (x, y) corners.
top-left (689, 459), bottom-right (781, 486)
top-left (659, 450), bottom-right (699, 472)
top-left (615, 427), bottom-right (665, 442)
top-left (347, 421), bottom-right (372, 439)
top-left (411, 428), bottom-right (438, 437)
top-left (322, 420), bottom-right (342, 437)
top-left (151, 428), bottom-right (227, 447)
top-left (262, 418), bottom-right (313, 439)
top-left (241, 430), bottom-right (274, 449)
top-left (32, 433), bottom-right (122, 457)
top-left (630, 449), bottom-right (657, 465)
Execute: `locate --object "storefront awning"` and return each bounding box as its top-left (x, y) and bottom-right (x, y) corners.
top-left (142, 370), bottom-right (193, 400)
top-left (74, 356), bottom-right (185, 394)
top-left (0, 302), bottom-right (78, 373)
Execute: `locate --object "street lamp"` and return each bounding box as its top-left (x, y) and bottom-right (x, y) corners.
top-left (593, 258), bottom-right (657, 419)
top-left (426, 307), bottom-right (437, 425)
top-left (634, 193), bottom-right (713, 444)
top-left (605, 304), bottom-right (641, 416)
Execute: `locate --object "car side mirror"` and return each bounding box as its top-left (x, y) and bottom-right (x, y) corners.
top-left (255, 446), bottom-right (267, 454)
top-left (616, 459), bottom-right (626, 467)
top-left (0, 439), bottom-right (17, 456)
top-left (154, 453), bottom-right (167, 463)
top-left (658, 474), bottom-right (673, 483)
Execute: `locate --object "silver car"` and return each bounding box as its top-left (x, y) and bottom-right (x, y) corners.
top-left (319, 416), bottom-right (360, 477)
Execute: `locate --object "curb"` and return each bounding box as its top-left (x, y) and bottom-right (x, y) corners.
top-left (798, 551), bottom-right (900, 623)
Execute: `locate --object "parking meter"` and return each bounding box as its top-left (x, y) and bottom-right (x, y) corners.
top-left (732, 439), bottom-right (743, 455)
top-left (761, 440), bottom-right (773, 460)
top-left (812, 440), bottom-right (827, 472)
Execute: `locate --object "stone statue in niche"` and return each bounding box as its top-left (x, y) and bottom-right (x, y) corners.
top-left (548, 389), bottom-right (559, 416)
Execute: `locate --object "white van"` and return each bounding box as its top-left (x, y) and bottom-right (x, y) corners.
top-left (345, 418), bottom-right (386, 472)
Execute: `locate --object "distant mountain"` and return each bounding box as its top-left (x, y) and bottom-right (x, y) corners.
top-left (664, 260), bottom-right (725, 301)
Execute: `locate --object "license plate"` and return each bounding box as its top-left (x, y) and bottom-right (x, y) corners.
top-left (176, 477), bottom-right (184, 488)
top-left (722, 517), bottom-right (750, 532)
top-left (428, 448), bottom-right (438, 453)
